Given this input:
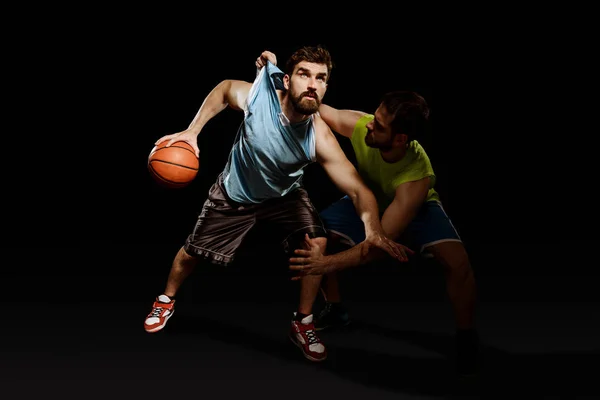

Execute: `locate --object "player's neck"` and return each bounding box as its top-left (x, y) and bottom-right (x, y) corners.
top-left (379, 145), bottom-right (407, 164)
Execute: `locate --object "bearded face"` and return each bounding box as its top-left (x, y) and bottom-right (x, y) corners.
top-left (285, 61), bottom-right (328, 115)
top-left (290, 90), bottom-right (321, 115)
top-left (364, 128), bottom-right (395, 151)
top-left (364, 104), bottom-right (397, 151)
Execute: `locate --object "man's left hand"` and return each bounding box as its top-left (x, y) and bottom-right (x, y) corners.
top-left (364, 231), bottom-right (414, 262)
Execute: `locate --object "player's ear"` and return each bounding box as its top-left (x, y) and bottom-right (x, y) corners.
top-left (283, 74), bottom-right (290, 90)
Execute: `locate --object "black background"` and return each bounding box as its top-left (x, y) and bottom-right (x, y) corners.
top-left (2, 20), bottom-right (598, 398)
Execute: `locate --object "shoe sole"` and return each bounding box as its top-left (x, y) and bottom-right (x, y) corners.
top-left (144, 310), bottom-right (175, 333)
top-left (288, 334), bottom-right (327, 362)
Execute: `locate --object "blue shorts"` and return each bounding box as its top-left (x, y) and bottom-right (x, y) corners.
top-left (319, 196), bottom-right (462, 255)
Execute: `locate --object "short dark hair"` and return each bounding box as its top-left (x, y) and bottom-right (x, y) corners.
top-left (285, 45), bottom-right (333, 82)
top-left (381, 91), bottom-right (430, 143)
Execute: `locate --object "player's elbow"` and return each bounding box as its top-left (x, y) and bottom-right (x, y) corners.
top-left (355, 184), bottom-right (376, 202)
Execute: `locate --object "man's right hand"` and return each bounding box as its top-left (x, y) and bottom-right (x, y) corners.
top-left (155, 129), bottom-right (200, 158)
top-left (255, 50), bottom-right (277, 70)
top-left (289, 233), bottom-right (331, 280)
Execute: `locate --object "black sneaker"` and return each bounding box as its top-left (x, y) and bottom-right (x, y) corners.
top-left (456, 328), bottom-right (479, 377)
top-left (315, 302), bottom-right (350, 331)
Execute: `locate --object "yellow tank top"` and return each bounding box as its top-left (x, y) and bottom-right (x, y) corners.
top-left (350, 114), bottom-right (440, 213)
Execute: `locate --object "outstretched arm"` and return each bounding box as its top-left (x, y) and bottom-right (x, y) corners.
top-left (289, 178), bottom-right (429, 277)
top-left (314, 117), bottom-right (412, 262)
top-left (317, 104), bottom-right (367, 139)
top-left (155, 79), bottom-right (252, 156)
top-left (381, 178), bottom-right (431, 241)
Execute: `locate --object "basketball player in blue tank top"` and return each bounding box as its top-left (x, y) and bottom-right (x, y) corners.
top-left (143, 46), bottom-right (413, 362)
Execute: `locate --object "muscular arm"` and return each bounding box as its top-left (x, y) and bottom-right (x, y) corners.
top-left (318, 104), bottom-right (367, 138)
top-left (381, 177), bottom-right (431, 241)
top-left (314, 116), bottom-right (384, 239)
top-left (298, 177), bottom-right (430, 272)
top-left (186, 79), bottom-right (252, 134)
top-left (156, 79), bottom-right (253, 155)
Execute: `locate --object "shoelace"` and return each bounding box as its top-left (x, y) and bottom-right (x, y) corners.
top-left (305, 328), bottom-right (319, 345)
top-left (150, 306), bottom-right (164, 317)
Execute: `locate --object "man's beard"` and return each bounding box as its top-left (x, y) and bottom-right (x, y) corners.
top-left (291, 91), bottom-right (320, 115)
top-left (365, 132), bottom-right (393, 151)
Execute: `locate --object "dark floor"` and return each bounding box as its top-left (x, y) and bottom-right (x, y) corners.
top-left (1, 241), bottom-right (599, 399)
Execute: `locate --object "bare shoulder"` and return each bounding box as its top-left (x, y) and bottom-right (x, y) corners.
top-left (313, 114), bottom-right (337, 142)
top-left (230, 79), bottom-right (253, 94)
top-left (226, 79), bottom-right (254, 110)
top-left (313, 114), bottom-right (345, 164)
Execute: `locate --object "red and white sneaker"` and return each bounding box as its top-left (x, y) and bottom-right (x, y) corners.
top-left (144, 294), bottom-right (175, 333)
top-left (289, 313), bottom-right (327, 362)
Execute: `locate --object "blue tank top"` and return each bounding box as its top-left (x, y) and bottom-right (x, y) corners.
top-left (222, 61), bottom-right (317, 204)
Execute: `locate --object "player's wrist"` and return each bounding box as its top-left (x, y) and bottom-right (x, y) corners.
top-left (363, 223), bottom-right (381, 239)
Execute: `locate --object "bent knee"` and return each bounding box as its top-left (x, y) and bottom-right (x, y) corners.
top-left (429, 242), bottom-right (472, 273)
top-left (284, 230), bottom-right (327, 253)
top-left (178, 246), bottom-right (198, 264)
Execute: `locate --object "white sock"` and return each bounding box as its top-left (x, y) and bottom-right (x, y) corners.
top-left (158, 294), bottom-right (172, 303)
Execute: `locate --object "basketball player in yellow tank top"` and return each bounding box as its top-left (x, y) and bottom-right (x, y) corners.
top-left (288, 89), bottom-right (480, 378)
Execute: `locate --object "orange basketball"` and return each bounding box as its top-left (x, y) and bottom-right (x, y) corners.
top-left (148, 141), bottom-right (199, 188)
